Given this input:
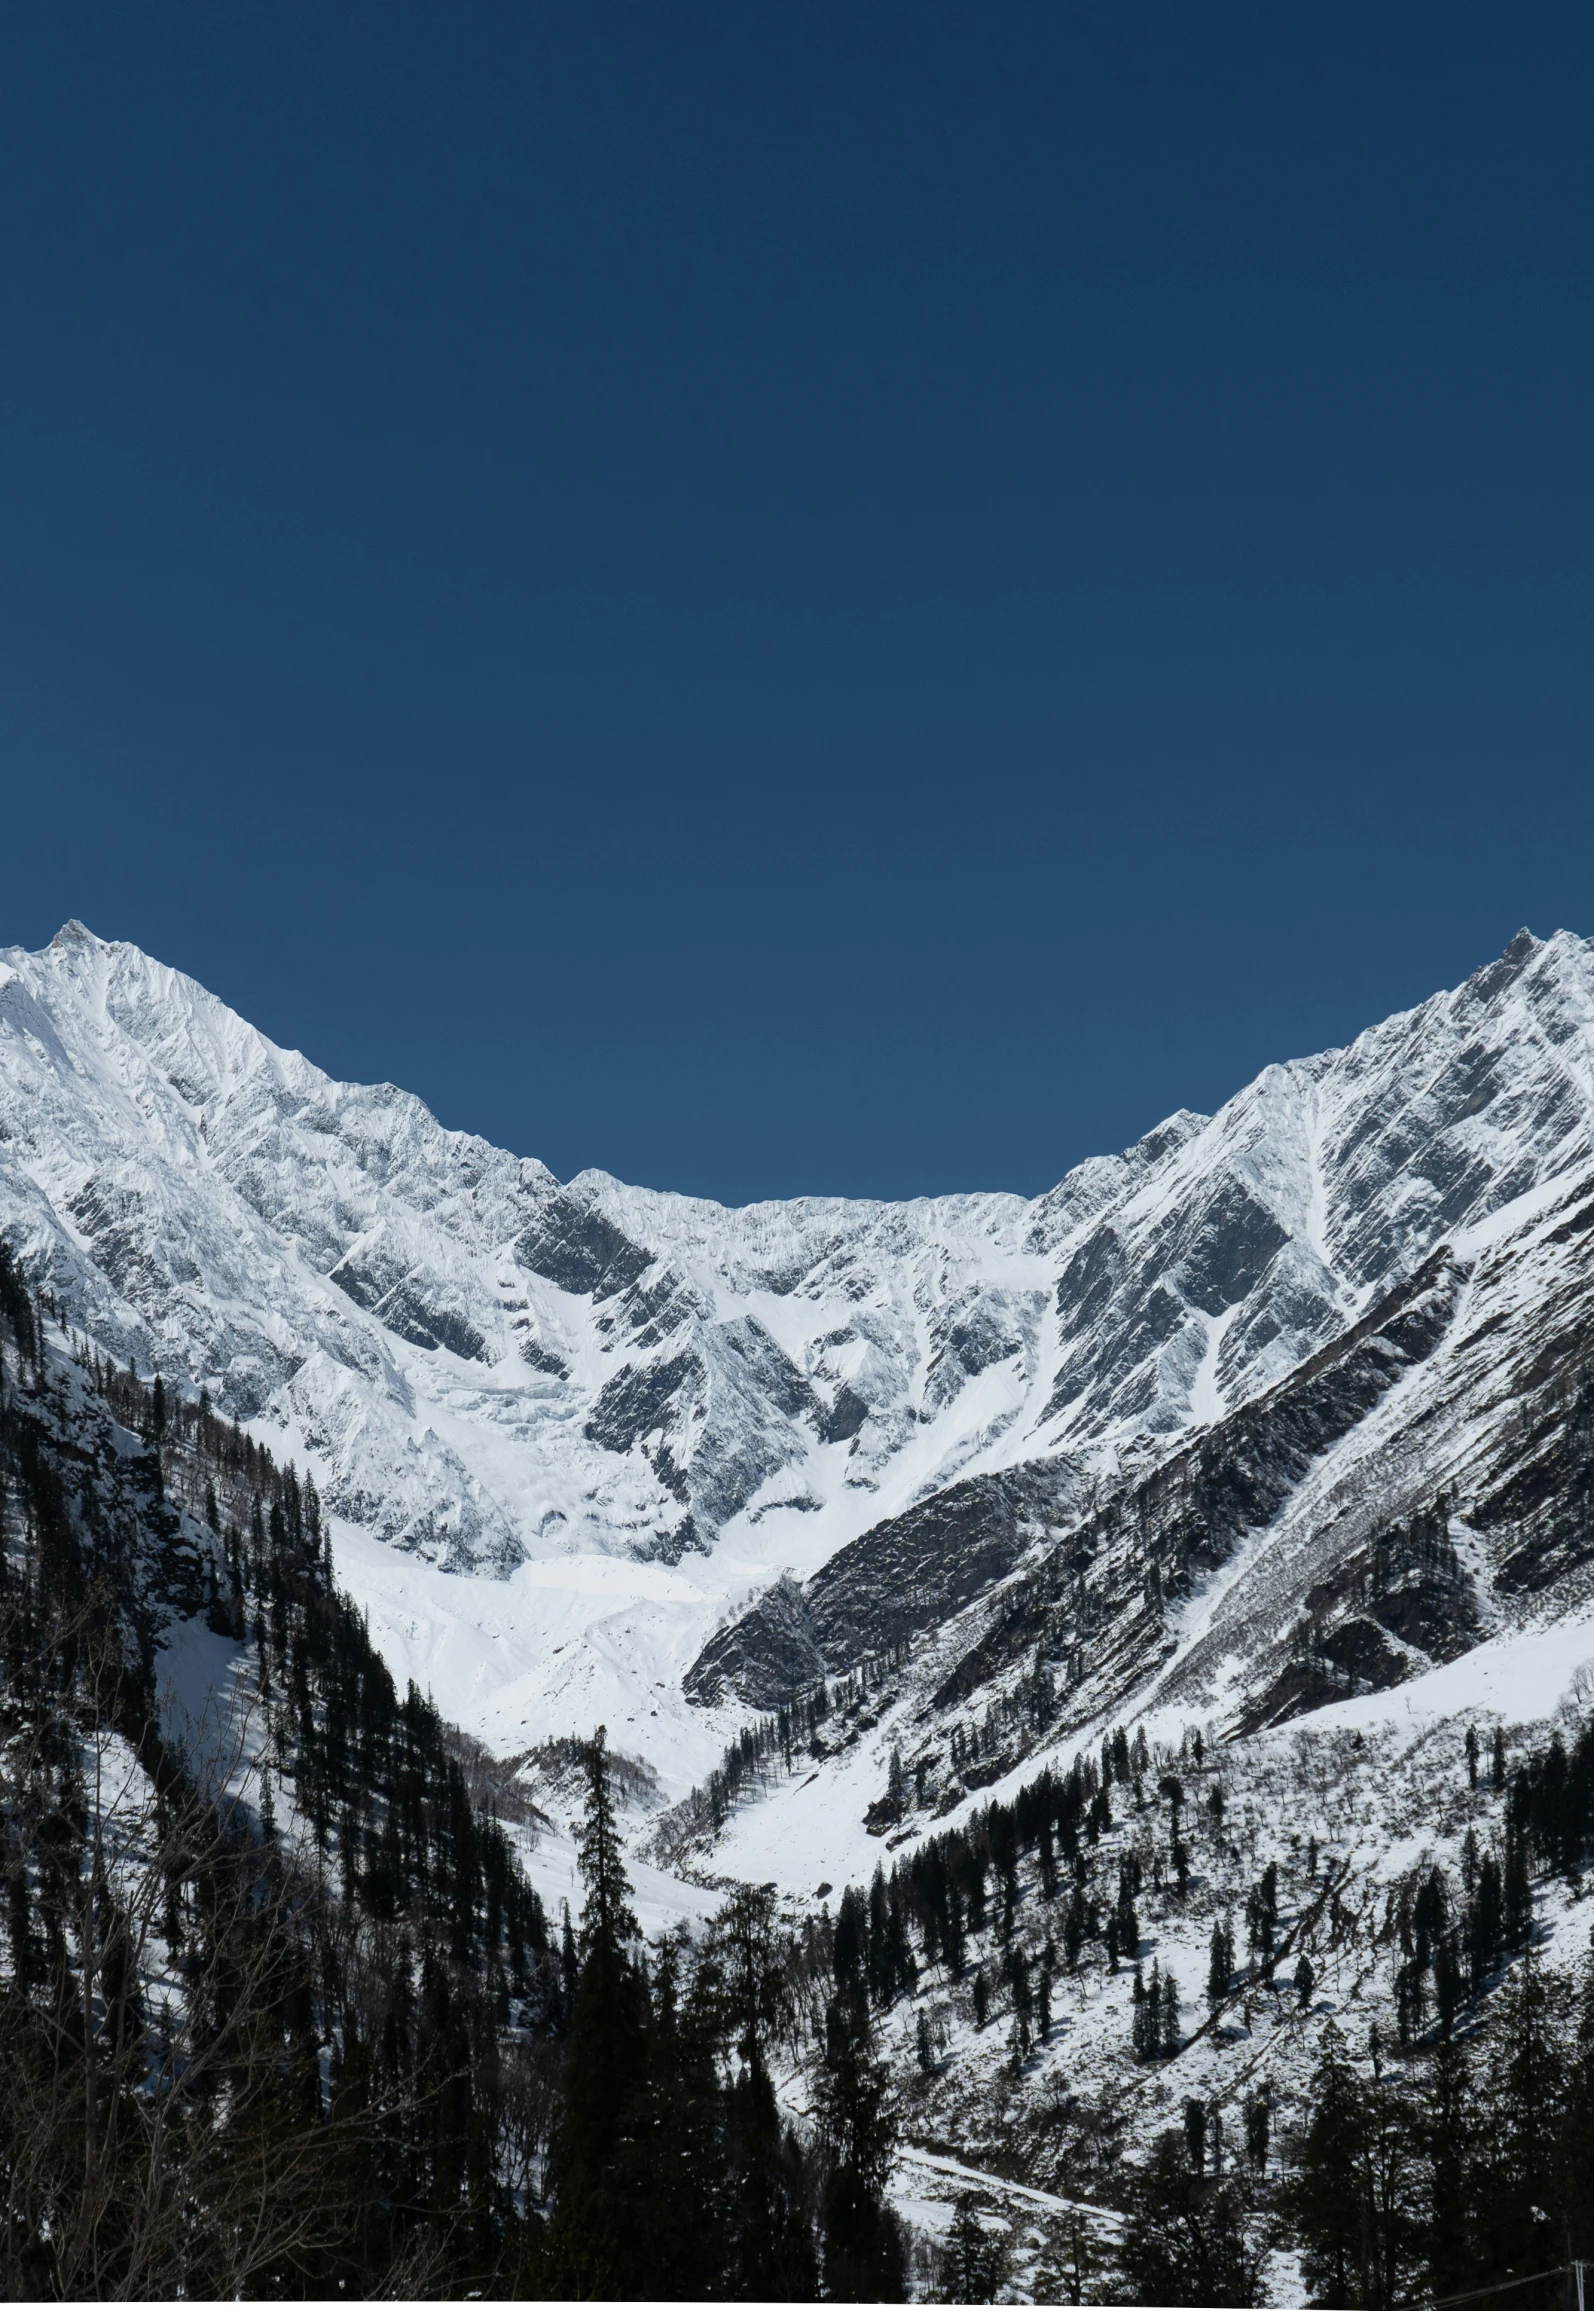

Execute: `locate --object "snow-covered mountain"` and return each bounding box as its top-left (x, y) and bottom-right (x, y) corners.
top-left (12, 918), bottom-right (1594, 2278)
top-left (3, 918), bottom-right (1594, 1812)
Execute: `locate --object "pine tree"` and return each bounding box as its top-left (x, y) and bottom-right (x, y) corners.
top-left (1243, 2092), bottom-right (1268, 2171)
top-left (1132, 1961), bottom-right (1154, 2061)
top-left (1117, 2130), bottom-right (1263, 2307)
top-left (942, 2198), bottom-right (1008, 2302)
top-left (1472, 1946), bottom-right (1566, 2293)
top-left (1421, 2033), bottom-right (1479, 2306)
top-left (1355, 2063), bottom-right (1424, 2310)
top-left (713, 1880), bottom-right (790, 2063)
top-left (724, 2040), bottom-right (817, 2299)
top-left (1034, 2207), bottom-right (1098, 2306)
top-left (1503, 1821), bottom-right (1533, 1950)
top-left (1208, 1915), bottom-right (1234, 2011)
top-left (623, 1935), bottom-right (728, 2298)
top-left (1160, 1967), bottom-right (1181, 2057)
top-left (814, 1997), bottom-right (904, 2302)
top-left (1432, 1927), bottom-right (1461, 2036)
top-left (559, 1900), bottom-right (578, 2026)
top-left (1567, 1929), bottom-right (1594, 2271)
top-left (545, 1729), bottom-right (651, 2295)
top-left (1469, 1850), bottom-right (1505, 1991)
top-left (1280, 2023), bottom-right (1366, 2307)
top-left (575, 1726), bottom-right (637, 1953)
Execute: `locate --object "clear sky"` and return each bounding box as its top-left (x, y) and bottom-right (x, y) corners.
top-left (2, 3), bottom-right (1591, 1203)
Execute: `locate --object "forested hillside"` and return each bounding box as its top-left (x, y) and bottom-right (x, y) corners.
top-left (0, 1236), bottom-right (562, 2293)
top-left (9, 1220), bottom-right (1594, 2303)
top-left (0, 1241), bottom-right (906, 2298)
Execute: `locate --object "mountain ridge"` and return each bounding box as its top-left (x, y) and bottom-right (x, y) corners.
top-left (11, 917), bottom-right (1594, 2293)
top-left (3, 918), bottom-right (1594, 1805)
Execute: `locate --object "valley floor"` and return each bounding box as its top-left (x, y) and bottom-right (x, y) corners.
top-left (598, 1605), bottom-right (1594, 2300)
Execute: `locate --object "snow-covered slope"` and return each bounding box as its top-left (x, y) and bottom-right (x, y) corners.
top-left (701, 1150), bottom-right (1594, 1880)
top-left (3, 919), bottom-right (1594, 1801)
top-left (685, 1139), bottom-right (1594, 2243)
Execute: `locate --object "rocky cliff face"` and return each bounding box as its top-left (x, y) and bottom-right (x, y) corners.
top-left (690, 1149), bottom-right (1594, 1958)
top-left (686, 930), bottom-right (1594, 1702)
top-left (16, 914), bottom-right (1594, 2273)
top-left (3, 919), bottom-right (1594, 1787)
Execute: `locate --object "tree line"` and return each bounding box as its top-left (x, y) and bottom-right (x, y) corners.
top-left (0, 1245), bottom-right (914, 2298)
top-left (12, 1226), bottom-right (1594, 2303)
top-left (0, 1248), bottom-right (571, 2293)
top-left (1111, 1939), bottom-right (1594, 2309)
top-left (544, 1727), bottom-right (906, 2298)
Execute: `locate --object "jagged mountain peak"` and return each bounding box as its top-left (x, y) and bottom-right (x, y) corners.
top-left (1, 921), bottom-right (1593, 1794)
top-left (13, 916), bottom-right (1594, 2286)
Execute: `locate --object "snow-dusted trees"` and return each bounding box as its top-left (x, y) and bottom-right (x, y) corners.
top-left (1117, 2126), bottom-right (1264, 2306)
top-left (1132, 1960), bottom-right (1181, 2061)
top-left (1208, 1914), bottom-right (1236, 2010)
top-left (0, 1261), bottom-right (557, 2294)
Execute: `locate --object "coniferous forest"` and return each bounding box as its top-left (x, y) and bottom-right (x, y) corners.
top-left (7, 1227), bottom-right (1594, 2303)
top-left (0, 1242), bottom-right (903, 2298)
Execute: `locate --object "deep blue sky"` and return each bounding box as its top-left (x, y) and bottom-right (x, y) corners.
top-left (2, 4), bottom-right (1592, 1202)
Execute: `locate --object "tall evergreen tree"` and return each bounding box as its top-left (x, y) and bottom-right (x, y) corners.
top-left (724, 2045), bottom-right (818, 2300)
top-left (1117, 2130), bottom-right (1263, 2307)
top-left (942, 2198), bottom-right (1008, 2302)
top-left (1472, 1947), bottom-right (1566, 2294)
top-left (1208, 1915), bottom-right (1234, 2011)
top-left (1421, 2033), bottom-right (1480, 2306)
top-left (545, 1727), bottom-right (651, 2296)
top-left (1565, 1930), bottom-right (1594, 2272)
top-left (1282, 2023), bottom-right (1368, 2307)
top-left (1282, 2021), bottom-right (1422, 2309)
top-left (623, 1934), bottom-right (729, 2298)
top-left (814, 1997), bottom-right (904, 2302)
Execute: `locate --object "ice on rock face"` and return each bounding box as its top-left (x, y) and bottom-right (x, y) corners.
top-left (4, 921), bottom-right (1594, 1789)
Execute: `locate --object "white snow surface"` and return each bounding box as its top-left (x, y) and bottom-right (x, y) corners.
top-left (5, 920), bottom-right (1594, 1822)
